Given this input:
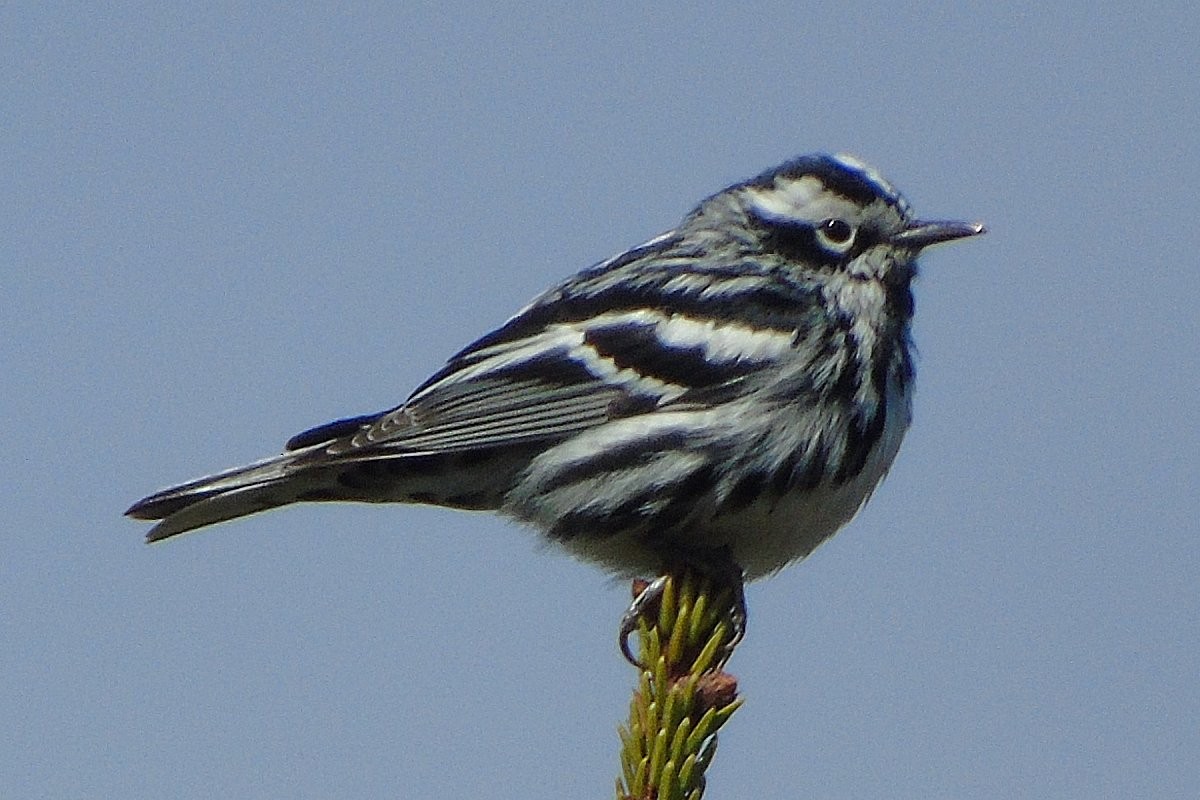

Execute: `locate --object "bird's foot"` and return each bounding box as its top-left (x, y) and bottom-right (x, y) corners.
top-left (618, 559), bottom-right (746, 671)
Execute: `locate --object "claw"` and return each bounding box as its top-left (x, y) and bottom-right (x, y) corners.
top-left (619, 575), bottom-right (669, 667)
top-left (721, 578), bottom-right (747, 667)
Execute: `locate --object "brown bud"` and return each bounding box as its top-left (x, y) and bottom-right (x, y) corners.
top-left (695, 671), bottom-right (739, 711)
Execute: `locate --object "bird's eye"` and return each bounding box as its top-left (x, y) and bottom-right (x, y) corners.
top-left (817, 218), bottom-right (854, 246)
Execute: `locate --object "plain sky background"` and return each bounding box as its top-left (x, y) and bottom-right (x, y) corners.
top-left (4, 3), bottom-right (1198, 798)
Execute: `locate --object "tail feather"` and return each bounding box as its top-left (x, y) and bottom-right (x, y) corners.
top-left (141, 480), bottom-right (296, 542)
top-left (126, 446), bottom-right (332, 543)
top-left (127, 424), bottom-right (529, 542)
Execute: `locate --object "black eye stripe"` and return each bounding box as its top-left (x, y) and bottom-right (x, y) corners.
top-left (747, 210), bottom-right (841, 267)
top-left (746, 210), bottom-right (880, 268)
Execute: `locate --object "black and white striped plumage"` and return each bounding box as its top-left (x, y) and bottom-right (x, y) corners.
top-left (127, 154), bottom-right (983, 580)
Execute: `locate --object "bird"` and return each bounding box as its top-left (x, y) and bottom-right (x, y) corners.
top-left (127, 153), bottom-right (983, 659)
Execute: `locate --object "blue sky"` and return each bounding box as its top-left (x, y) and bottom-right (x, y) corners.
top-left (4, 3), bottom-right (1198, 797)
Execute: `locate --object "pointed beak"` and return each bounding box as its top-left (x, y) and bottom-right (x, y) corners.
top-left (891, 219), bottom-right (986, 250)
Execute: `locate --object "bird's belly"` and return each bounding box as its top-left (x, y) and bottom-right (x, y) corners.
top-left (510, 380), bottom-right (912, 581)
top-left (717, 386), bottom-right (912, 579)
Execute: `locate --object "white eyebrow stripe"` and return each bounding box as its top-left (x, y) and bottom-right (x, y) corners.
top-left (743, 175), bottom-right (825, 220)
top-left (742, 178), bottom-right (866, 228)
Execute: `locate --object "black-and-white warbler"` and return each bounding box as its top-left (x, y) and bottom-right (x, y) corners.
top-left (128, 153), bottom-right (982, 655)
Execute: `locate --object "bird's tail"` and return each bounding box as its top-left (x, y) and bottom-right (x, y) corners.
top-left (125, 443), bottom-right (338, 543)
